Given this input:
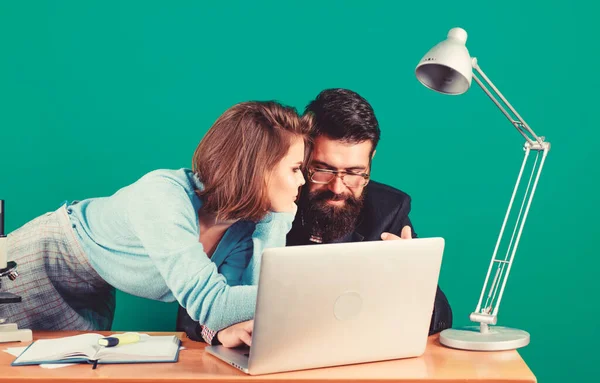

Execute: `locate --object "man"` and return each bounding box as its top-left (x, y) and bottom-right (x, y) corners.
top-left (177, 88), bottom-right (452, 346)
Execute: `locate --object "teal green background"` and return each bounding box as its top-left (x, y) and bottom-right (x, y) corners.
top-left (1, 1), bottom-right (597, 381)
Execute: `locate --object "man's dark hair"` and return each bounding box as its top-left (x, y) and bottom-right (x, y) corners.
top-left (304, 88), bottom-right (380, 154)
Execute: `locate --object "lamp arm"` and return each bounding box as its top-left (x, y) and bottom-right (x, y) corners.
top-left (471, 58), bottom-right (549, 151)
top-left (467, 59), bottom-right (551, 330)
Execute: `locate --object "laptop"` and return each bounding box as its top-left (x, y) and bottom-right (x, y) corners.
top-left (205, 237), bottom-right (445, 375)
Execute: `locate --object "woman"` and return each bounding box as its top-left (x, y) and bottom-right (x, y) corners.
top-left (1, 101), bottom-right (312, 332)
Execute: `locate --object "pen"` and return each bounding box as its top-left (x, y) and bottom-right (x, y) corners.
top-left (98, 333), bottom-right (141, 347)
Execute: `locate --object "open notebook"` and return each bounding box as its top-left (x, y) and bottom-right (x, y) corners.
top-left (11, 333), bottom-right (181, 366)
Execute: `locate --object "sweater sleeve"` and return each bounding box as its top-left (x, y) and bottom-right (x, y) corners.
top-left (124, 176), bottom-right (258, 331)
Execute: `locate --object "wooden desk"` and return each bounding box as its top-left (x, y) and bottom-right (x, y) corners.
top-left (0, 331), bottom-right (536, 383)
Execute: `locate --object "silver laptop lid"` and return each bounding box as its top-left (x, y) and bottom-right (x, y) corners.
top-left (248, 237), bottom-right (445, 375)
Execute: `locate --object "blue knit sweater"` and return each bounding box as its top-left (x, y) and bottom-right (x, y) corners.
top-left (68, 168), bottom-right (294, 331)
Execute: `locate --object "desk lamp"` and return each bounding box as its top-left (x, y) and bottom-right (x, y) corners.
top-left (415, 28), bottom-right (550, 351)
top-left (0, 200), bottom-right (33, 342)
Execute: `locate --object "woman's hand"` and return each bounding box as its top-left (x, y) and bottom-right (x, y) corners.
top-left (216, 320), bottom-right (254, 348)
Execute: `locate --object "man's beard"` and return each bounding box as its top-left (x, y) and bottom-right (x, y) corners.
top-left (300, 188), bottom-right (365, 243)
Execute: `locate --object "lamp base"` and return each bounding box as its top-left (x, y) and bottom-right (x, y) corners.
top-left (439, 325), bottom-right (530, 351)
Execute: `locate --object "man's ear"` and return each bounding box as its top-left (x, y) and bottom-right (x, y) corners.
top-left (371, 150), bottom-right (376, 159)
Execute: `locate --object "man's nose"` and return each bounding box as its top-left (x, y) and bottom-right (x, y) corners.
top-left (328, 176), bottom-right (346, 195)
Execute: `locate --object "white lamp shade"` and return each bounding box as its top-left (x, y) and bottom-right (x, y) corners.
top-left (415, 28), bottom-right (473, 95)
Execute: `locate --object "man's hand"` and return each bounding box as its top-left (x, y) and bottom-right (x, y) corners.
top-left (216, 320), bottom-right (254, 348)
top-left (381, 225), bottom-right (412, 240)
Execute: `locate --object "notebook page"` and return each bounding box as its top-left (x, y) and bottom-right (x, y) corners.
top-left (14, 333), bottom-right (102, 363)
top-left (95, 335), bottom-right (179, 361)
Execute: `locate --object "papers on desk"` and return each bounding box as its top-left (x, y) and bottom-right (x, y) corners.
top-left (4, 347), bottom-right (75, 368)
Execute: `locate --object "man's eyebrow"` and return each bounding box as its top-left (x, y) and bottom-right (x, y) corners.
top-left (312, 160), bottom-right (367, 172)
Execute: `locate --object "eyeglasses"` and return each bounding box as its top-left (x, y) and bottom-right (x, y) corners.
top-left (308, 168), bottom-right (370, 188)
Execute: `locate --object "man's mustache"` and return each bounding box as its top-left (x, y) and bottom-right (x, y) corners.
top-left (311, 190), bottom-right (353, 203)
top-left (308, 190), bottom-right (358, 205)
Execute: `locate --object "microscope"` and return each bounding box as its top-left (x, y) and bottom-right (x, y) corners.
top-left (0, 200), bottom-right (33, 342)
